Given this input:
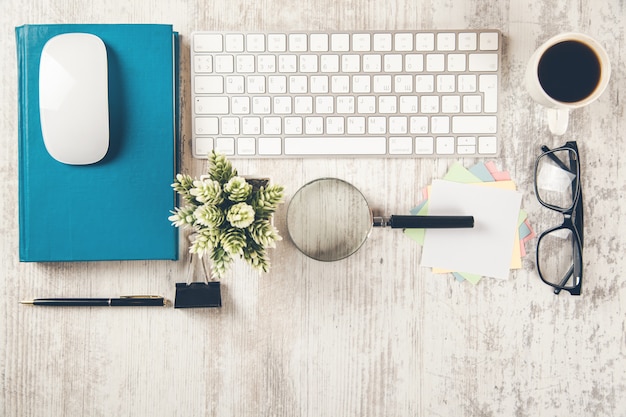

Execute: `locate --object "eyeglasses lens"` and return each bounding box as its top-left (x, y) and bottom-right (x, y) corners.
top-left (537, 228), bottom-right (580, 289)
top-left (535, 149), bottom-right (578, 210)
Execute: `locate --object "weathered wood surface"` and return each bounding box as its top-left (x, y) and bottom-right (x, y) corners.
top-left (1, 0), bottom-right (624, 415)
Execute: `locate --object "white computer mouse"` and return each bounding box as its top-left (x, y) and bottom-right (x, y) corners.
top-left (39, 33), bottom-right (109, 165)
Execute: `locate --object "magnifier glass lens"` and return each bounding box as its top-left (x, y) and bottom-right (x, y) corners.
top-left (287, 178), bottom-right (372, 261)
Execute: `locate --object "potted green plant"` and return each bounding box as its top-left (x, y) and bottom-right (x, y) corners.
top-left (169, 151), bottom-right (285, 279)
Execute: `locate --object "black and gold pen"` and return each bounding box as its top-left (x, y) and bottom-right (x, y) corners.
top-left (20, 295), bottom-right (167, 307)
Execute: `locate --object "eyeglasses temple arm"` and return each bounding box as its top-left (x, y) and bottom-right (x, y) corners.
top-left (554, 264), bottom-right (575, 295)
top-left (541, 145), bottom-right (576, 174)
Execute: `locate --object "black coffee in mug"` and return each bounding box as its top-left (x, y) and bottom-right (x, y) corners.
top-left (537, 40), bottom-right (601, 103)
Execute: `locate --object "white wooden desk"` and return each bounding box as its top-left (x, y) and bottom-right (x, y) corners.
top-left (2, 1), bottom-right (625, 416)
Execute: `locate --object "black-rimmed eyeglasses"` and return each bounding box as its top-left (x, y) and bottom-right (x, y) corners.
top-left (533, 141), bottom-right (584, 295)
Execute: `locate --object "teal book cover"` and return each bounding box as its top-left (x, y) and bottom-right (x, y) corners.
top-left (16, 24), bottom-right (179, 261)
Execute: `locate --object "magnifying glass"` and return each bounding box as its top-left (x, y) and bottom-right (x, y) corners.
top-left (287, 178), bottom-right (474, 262)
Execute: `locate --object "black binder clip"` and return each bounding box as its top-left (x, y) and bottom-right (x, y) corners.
top-left (174, 253), bottom-right (222, 308)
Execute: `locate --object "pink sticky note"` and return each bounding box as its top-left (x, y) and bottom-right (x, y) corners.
top-left (485, 161), bottom-right (511, 181)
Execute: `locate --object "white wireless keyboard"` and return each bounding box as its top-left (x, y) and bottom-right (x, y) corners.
top-left (191, 30), bottom-right (501, 158)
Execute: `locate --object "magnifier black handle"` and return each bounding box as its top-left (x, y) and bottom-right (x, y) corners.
top-left (388, 215), bottom-right (474, 229)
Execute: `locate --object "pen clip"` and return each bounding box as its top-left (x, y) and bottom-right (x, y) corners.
top-left (120, 295), bottom-right (163, 299)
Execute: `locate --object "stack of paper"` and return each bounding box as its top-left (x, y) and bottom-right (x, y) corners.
top-left (405, 162), bottom-right (535, 284)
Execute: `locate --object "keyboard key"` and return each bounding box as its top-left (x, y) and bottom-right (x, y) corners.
top-left (410, 116), bottom-right (429, 134)
top-left (289, 34), bottom-right (308, 52)
top-left (252, 97), bottom-right (271, 114)
top-left (194, 55), bottom-right (213, 73)
top-left (378, 96), bottom-right (397, 113)
top-left (463, 95), bottom-right (483, 113)
top-left (267, 34), bottom-right (287, 52)
top-left (310, 76), bottom-right (328, 93)
top-left (415, 137), bottom-right (434, 154)
top-left (431, 116), bottom-right (450, 134)
top-left (195, 117), bottom-right (219, 135)
top-left (289, 76), bottom-right (308, 93)
top-left (405, 54), bottom-right (424, 72)
top-left (458, 136), bottom-right (476, 154)
top-left (479, 74), bottom-right (498, 112)
top-left (332, 75), bottom-right (350, 93)
top-left (384, 54), bottom-right (403, 72)
top-left (216, 137), bottom-right (235, 155)
top-left (225, 34), bottom-right (244, 52)
top-left (284, 137), bottom-right (386, 155)
top-left (237, 137), bottom-right (256, 155)
top-left (236, 55), bottom-right (255, 73)
top-left (195, 97), bottom-right (229, 114)
top-left (479, 32), bottom-right (499, 51)
top-left (247, 76), bottom-right (265, 93)
top-left (394, 33), bottom-right (413, 51)
top-left (299, 55), bottom-right (318, 72)
top-left (221, 117), bottom-right (240, 134)
top-left (373, 75), bottom-right (392, 93)
top-left (226, 76), bottom-right (245, 94)
top-left (310, 34), bottom-right (329, 52)
top-left (347, 117), bottom-right (366, 134)
top-left (195, 34), bottom-right (223, 52)
top-left (246, 34), bottom-right (265, 52)
top-left (263, 117), bottom-right (282, 134)
top-left (389, 116), bottom-right (408, 134)
top-left (395, 75), bottom-right (413, 93)
top-left (363, 55), bottom-right (382, 72)
top-left (285, 117), bottom-right (303, 134)
top-left (331, 33), bottom-right (350, 51)
top-left (305, 117), bottom-right (324, 134)
top-left (437, 33), bottom-right (456, 51)
top-left (278, 55), bottom-right (297, 72)
top-left (447, 54), bottom-right (467, 72)
top-left (478, 136), bottom-right (498, 154)
top-left (368, 117), bottom-right (387, 134)
top-left (389, 137), bottom-right (412, 154)
top-left (458, 74), bottom-right (477, 92)
top-left (452, 116), bottom-right (498, 134)
top-left (436, 136), bottom-right (455, 154)
top-left (316, 96), bottom-right (334, 113)
top-left (268, 75), bottom-right (287, 93)
top-left (353, 75), bottom-right (371, 93)
top-left (257, 55), bottom-right (276, 72)
top-left (336, 96), bottom-right (355, 113)
top-left (326, 117), bottom-right (345, 134)
top-left (415, 33), bottom-right (435, 51)
top-left (321, 55), bottom-right (340, 73)
top-left (342, 55), bottom-right (360, 72)
top-left (195, 137), bottom-right (214, 157)
top-left (426, 54), bottom-right (445, 72)
top-left (242, 117), bottom-right (261, 134)
top-left (214, 55), bottom-right (234, 73)
top-left (373, 33), bottom-right (392, 51)
top-left (259, 137), bottom-right (282, 155)
top-left (195, 75), bottom-right (223, 94)
top-left (458, 33), bottom-right (477, 51)
top-left (399, 96), bottom-right (418, 113)
top-left (353, 34), bottom-right (371, 51)
top-left (469, 53), bottom-right (498, 71)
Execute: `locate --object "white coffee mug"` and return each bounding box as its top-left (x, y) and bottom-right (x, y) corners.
top-left (525, 32), bottom-right (611, 135)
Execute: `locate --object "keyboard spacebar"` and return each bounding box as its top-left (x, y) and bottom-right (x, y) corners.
top-left (284, 137), bottom-right (387, 155)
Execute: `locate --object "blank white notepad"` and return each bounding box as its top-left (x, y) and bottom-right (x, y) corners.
top-left (421, 180), bottom-right (522, 280)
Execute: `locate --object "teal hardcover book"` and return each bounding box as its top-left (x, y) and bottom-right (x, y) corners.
top-left (16, 24), bottom-right (179, 261)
